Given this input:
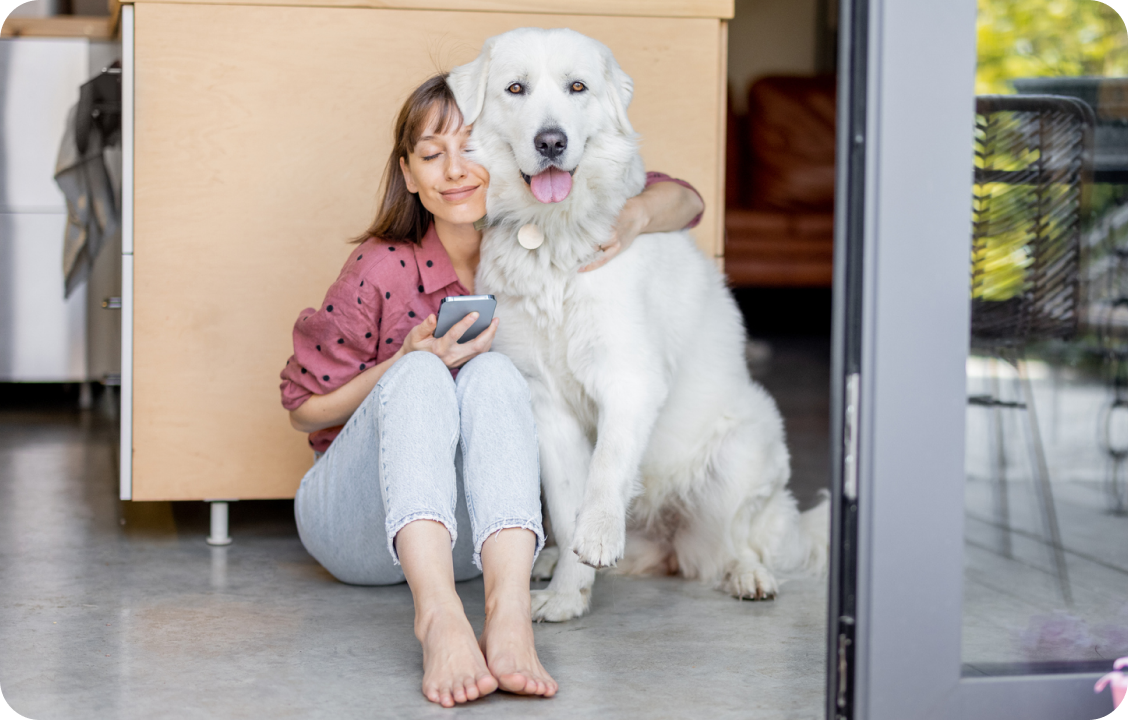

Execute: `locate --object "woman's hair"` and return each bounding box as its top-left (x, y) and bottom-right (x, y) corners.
top-left (356, 74), bottom-right (463, 245)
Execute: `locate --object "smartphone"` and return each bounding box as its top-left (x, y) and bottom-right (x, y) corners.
top-left (433, 295), bottom-right (497, 344)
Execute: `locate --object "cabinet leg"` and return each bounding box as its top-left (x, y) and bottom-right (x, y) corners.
top-left (206, 500), bottom-right (234, 546)
top-left (79, 382), bottom-right (94, 410)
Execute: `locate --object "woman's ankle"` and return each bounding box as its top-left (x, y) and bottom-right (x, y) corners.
top-left (484, 591), bottom-right (532, 624)
top-left (414, 596), bottom-right (469, 639)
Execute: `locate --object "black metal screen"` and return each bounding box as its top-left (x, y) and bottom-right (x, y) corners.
top-left (970, 95), bottom-right (1094, 344)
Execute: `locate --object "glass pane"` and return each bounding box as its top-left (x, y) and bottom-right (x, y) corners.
top-left (962, 0), bottom-right (1128, 676)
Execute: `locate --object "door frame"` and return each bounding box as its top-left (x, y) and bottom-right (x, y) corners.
top-left (828, 0), bottom-right (1116, 718)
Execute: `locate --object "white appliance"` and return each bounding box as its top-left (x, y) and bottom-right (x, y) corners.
top-left (0, 36), bottom-right (121, 383)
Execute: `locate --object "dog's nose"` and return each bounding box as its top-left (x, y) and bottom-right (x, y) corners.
top-left (534, 129), bottom-right (568, 160)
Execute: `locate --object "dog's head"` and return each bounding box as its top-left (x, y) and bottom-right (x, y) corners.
top-left (448, 28), bottom-right (637, 209)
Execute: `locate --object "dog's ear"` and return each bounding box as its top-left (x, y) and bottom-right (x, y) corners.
top-left (448, 38), bottom-right (495, 126)
top-left (602, 49), bottom-right (635, 135)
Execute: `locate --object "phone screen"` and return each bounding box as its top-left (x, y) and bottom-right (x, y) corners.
top-left (433, 295), bottom-right (496, 344)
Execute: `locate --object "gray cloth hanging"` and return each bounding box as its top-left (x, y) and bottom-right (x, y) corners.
top-left (54, 100), bottom-right (122, 298)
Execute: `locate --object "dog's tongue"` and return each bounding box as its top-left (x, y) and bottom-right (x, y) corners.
top-left (529, 167), bottom-right (572, 203)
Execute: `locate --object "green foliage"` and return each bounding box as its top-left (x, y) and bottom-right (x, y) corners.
top-left (971, 186), bottom-right (1030, 301)
top-left (972, 1), bottom-right (1128, 302)
top-left (977, 0), bottom-right (1128, 94)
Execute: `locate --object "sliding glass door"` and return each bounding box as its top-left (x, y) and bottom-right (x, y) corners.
top-left (828, 0), bottom-right (1127, 717)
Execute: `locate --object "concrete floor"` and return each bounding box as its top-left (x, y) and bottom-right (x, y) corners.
top-left (0, 338), bottom-right (833, 720)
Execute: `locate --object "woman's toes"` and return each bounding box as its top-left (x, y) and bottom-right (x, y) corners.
top-left (495, 672), bottom-right (519, 693)
top-left (466, 677), bottom-right (484, 701)
top-left (462, 683), bottom-right (478, 702)
top-left (497, 671), bottom-right (535, 695)
top-left (424, 682), bottom-right (447, 706)
top-left (452, 684), bottom-right (468, 704)
top-left (476, 673), bottom-right (499, 696)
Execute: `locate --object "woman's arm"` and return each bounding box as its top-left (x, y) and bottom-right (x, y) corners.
top-left (579, 178), bottom-right (705, 273)
top-left (289, 349), bottom-right (404, 433)
top-left (289, 311), bottom-right (498, 433)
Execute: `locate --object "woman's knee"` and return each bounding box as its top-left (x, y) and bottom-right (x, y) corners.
top-left (389, 349), bottom-right (451, 385)
top-left (378, 351), bottom-right (458, 413)
top-left (456, 352), bottom-right (528, 401)
top-left (461, 351), bottom-right (521, 378)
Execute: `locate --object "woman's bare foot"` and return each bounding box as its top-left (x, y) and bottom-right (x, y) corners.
top-left (416, 600), bottom-right (499, 707)
top-left (479, 596), bottom-right (558, 697)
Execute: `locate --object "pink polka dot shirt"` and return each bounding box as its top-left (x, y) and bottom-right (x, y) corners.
top-left (280, 172), bottom-right (702, 452)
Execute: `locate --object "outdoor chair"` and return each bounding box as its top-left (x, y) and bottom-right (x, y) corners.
top-left (968, 94), bottom-right (1095, 606)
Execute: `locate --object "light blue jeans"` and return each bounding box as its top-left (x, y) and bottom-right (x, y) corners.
top-left (293, 351), bottom-right (544, 585)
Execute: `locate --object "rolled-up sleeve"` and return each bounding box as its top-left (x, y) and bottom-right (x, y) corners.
top-left (279, 278), bottom-right (381, 411)
top-left (645, 171), bottom-right (705, 230)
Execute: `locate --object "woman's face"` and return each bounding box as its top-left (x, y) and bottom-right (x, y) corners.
top-left (400, 112), bottom-right (490, 228)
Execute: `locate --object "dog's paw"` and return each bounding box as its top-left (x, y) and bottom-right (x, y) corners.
top-left (530, 587), bottom-right (590, 622)
top-left (531, 546), bottom-right (560, 580)
top-left (721, 563), bottom-right (780, 601)
top-left (571, 510), bottom-right (626, 568)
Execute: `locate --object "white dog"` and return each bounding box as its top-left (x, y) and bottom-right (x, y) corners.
top-left (448, 28), bottom-right (828, 622)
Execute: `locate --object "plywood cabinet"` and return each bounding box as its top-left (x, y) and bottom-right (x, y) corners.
top-left (122, 0), bottom-right (731, 501)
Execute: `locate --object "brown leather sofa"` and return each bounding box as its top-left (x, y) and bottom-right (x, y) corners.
top-left (725, 75), bottom-right (836, 287)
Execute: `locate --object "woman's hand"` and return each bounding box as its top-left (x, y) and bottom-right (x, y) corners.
top-left (578, 196), bottom-right (648, 273)
top-left (400, 312), bottom-right (499, 369)
top-left (288, 313), bottom-right (498, 433)
top-left (579, 179), bottom-right (705, 273)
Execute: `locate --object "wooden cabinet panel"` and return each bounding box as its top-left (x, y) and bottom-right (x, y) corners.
top-left (130, 0), bottom-right (734, 18)
top-left (132, 2), bottom-right (725, 499)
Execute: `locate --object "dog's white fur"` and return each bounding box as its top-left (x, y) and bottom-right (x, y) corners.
top-left (449, 28), bottom-right (828, 622)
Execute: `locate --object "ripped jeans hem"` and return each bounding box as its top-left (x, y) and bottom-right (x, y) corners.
top-left (472, 517), bottom-right (546, 572)
top-left (385, 512), bottom-right (458, 566)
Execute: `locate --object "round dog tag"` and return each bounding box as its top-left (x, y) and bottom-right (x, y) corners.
top-left (518, 223), bottom-right (544, 250)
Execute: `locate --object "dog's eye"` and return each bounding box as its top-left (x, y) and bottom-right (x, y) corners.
top-left (571, 82), bottom-right (586, 93)
top-left (507, 83), bottom-right (524, 95)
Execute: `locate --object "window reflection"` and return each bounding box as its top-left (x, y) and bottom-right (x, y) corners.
top-left (963, 0), bottom-right (1128, 676)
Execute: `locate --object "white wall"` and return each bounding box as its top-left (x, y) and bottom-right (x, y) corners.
top-left (728, 0), bottom-right (819, 113)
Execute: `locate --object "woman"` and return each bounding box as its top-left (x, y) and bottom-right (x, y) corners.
top-left (278, 74), bottom-right (704, 708)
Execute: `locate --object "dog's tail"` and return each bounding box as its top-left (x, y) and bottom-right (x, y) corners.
top-left (796, 490), bottom-right (830, 576)
top-left (744, 488), bottom-right (830, 579)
